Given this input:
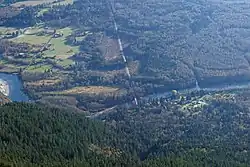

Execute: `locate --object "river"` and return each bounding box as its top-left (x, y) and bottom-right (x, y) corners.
top-left (144, 80), bottom-right (250, 100)
top-left (0, 54), bottom-right (29, 101)
top-left (1, 57), bottom-right (250, 102)
top-left (0, 73), bottom-right (29, 101)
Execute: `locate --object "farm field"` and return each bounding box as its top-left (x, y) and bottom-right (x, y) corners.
top-left (0, 27), bottom-right (18, 34)
top-left (61, 86), bottom-right (120, 94)
top-left (42, 86), bottom-right (121, 96)
top-left (26, 64), bottom-right (52, 73)
top-left (11, 0), bottom-right (73, 7)
top-left (55, 59), bottom-right (74, 68)
top-left (11, 34), bottom-right (50, 45)
top-left (6, 26), bottom-right (80, 70)
top-left (42, 27), bottom-right (79, 59)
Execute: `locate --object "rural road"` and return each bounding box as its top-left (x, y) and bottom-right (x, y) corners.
top-left (109, 0), bottom-right (138, 105)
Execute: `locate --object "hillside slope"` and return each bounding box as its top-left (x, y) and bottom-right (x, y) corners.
top-left (0, 103), bottom-right (136, 167)
top-left (0, 101), bottom-right (249, 167)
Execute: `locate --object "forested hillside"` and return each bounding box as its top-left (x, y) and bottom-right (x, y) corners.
top-left (0, 101), bottom-right (250, 167)
top-left (0, 103), bottom-right (138, 167)
top-left (99, 90), bottom-right (250, 167)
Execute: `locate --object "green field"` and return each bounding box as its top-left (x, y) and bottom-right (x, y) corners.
top-left (43, 27), bottom-right (79, 59)
top-left (0, 27), bottom-right (17, 34)
top-left (0, 27), bottom-right (18, 39)
top-left (56, 59), bottom-right (74, 68)
top-left (10, 27), bottom-right (80, 58)
top-left (26, 64), bottom-right (52, 73)
top-left (24, 27), bottom-right (44, 35)
top-left (4, 26), bottom-right (81, 72)
top-left (43, 38), bottom-right (78, 58)
top-left (0, 60), bottom-right (25, 73)
top-left (10, 34), bottom-right (50, 45)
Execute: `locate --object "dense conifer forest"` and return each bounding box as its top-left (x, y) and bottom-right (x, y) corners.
top-left (0, 100), bottom-right (250, 167)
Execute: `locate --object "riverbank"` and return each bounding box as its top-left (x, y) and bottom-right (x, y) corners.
top-left (0, 79), bottom-right (9, 96)
top-left (0, 73), bottom-right (29, 101)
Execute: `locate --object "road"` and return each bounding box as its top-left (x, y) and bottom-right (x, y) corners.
top-left (87, 106), bottom-right (117, 118)
top-left (108, 0), bottom-right (138, 105)
top-left (118, 38), bottom-right (127, 63)
top-left (125, 67), bottom-right (131, 78)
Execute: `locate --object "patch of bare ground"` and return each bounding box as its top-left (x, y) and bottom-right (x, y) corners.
top-left (89, 144), bottom-right (122, 157)
top-left (61, 86), bottom-right (120, 95)
top-left (127, 60), bottom-right (139, 75)
top-left (98, 35), bottom-right (120, 61)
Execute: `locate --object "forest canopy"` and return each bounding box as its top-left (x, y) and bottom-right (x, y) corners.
top-left (0, 99), bottom-right (250, 167)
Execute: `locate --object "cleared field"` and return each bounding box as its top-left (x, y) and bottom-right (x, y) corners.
top-left (98, 36), bottom-right (120, 61)
top-left (56, 59), bottom-right (74, 68)
top-left (0, 27), bottom-right (18, 34)
top-left (11, 0), bottom-right (73, 7)
top-left (44, 86), bottom-right (120, 95)
top-left (61, 86), bottom-right (119, 94)
top-left (10, 34), bottom-right (50, 45)
top-left (10, 27), bottom-right (79, 60)
top-left (127, 61), bottom-right (139, 75)
top-left (43, 27), bottom-right (79, 59)
top-left (43, 38), bottom-right (78, 58)
top-left (24, 27), bottom-right (44, 35)
top-left (0, 62), bottom-right (24, 73)
top-left (7, 26), bottom-right (79, 72)
top-left (0, 60), bottom-right (26, 68)
top-left (26, 64), bottom-right (52, 73)
top-left (26, 79), bottom-right (61, 86)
